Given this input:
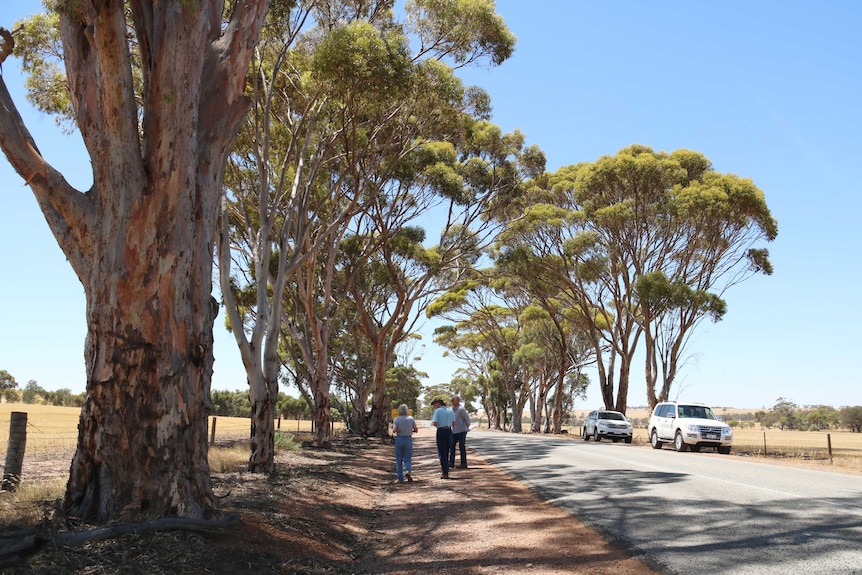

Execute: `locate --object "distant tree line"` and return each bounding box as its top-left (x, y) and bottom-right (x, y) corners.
top-left (0, 370), bottom-right (85, 407)
top-left (751, 398), bottom-right (862, 432)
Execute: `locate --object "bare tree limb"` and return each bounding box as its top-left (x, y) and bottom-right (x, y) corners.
top-left (0, 512), bottom-right (241, 569)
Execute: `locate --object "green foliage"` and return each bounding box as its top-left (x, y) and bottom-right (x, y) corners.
top-left (405, 0), bottom-right (516, 66)
top-left (12, 11), bottom-right (74, 129)
top-left (0, 369), bottom-right (18, 391)
top-left (805, 405), bottom-right (838, 431)
top-left (21, 380), bottom-right (45, 404)
top-left (755, 401), bottom-right (844, 431)
top-left (274, 431), bottom-right (300, 451)
top-left (385, 365), bottom-right (425, 412)
top-left (422, 383), bottom-right (454, 416)
top-left (840, 406), bottom-right (862, 433)
top-left (635, 271), bottom-right (727, 322)
top-left (210, 389), bottom-right (252, 418)
top-left (772, 397), bottom-right (802, 430)
top-left (279, 393), bottom-right (312, 420)
top-left (312, 21), bottom-right (412, 99)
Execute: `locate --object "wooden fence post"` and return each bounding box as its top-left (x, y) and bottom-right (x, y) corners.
top-left (762, 431), bottom-right (767, 455)
top-left (209, 417), bottom-right (217, 445)
top-left (2, 411), bottom-right (27, 492)
top-left (827, 433), bottom-right (833, 464)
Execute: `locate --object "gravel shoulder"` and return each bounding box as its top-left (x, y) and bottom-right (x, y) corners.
top-left (5, 428), bottom-right (660, 574)
top-left (357, 427), bottom-right (658, 574)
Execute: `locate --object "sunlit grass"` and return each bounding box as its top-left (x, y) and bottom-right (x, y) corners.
top-left (208, 445), bottom-right (249, 473)
top-left (0, 477), bottom-right (66, 525)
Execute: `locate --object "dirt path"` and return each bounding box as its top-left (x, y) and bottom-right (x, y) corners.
top-left (359, 428), bottom-right (659, 574)
top-left (7, 429), bottom-right (662, 574)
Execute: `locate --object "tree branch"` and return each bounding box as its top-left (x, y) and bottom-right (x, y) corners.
top-left (0, 513), bottom-right (241, 569)
top-left (0, 75), bottom-right (93, 279)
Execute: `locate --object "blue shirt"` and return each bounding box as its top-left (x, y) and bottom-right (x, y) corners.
top-left (433, 406), bottom-right (455, 428)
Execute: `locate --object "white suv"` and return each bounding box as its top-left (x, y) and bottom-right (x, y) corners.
top-left (583, 409), bottom-right (633, 443)
top-left (648, 402), bottom-right (732, 454)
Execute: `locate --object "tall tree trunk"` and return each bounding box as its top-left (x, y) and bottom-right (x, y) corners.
top-left (312, 383), bottom-right (332, 446)
top-left (0, 0), bottom-right (269, 522)
top-left (369, 348), bottom-right (390, 439)
top-left (529, 382), bottom-right (541, 433)
top-left (552, 365), bottom-right (565, 434)
top-left (248, 370), bottom-right (277, 473)
top-left (508, 390), bottom-right (522, 433)
top-left (615, 356), bottom-right (631, 414)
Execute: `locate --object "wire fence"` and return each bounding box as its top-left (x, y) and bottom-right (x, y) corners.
top-left (0, 410), bottom-right (345, 460)
top-left (559, 422), bottom-right (862, 468)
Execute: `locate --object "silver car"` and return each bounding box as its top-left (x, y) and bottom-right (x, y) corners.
top-left (583, 410), bottom-right (633, 443)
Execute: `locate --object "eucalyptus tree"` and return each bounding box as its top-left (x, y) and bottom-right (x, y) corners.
top-left (494, 246), bottom-right (596, 432)
top-left (432, 324), bottom-right (501, 427)
top-left (0, 0), bottom-right (268, 522)
top-left (218, 0), bottom-right (337, 471)
top-left (429, 273), bottom-right (534, 432)
top-left (516, 304), bottom-right (590, 433)
top-left (0, 370), bottom-right (17, 392)
top-left (340, 123), bottom-right (542, 437)
top-left (218, 0), bottom-right (514, 448)
top-left (262, 3), bottom-right (516, 443)
top-left (500, 145), bottom-right (777, 411)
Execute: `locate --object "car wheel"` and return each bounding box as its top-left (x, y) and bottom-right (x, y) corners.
top-left (650, 430), bottom-right (662, 449)
top-left (718, 445), bottom-right (732, 455)
top-left (593, 428), bottom-right (601, 441)
top-left (674, 430), bottom-right (689, 452)
top-left (582, 427), bottom-right (589, 441)
top-left (624, 436), bottom-right (632, 444)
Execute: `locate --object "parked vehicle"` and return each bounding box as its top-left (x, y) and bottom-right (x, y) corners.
top-left (648, 401), bottom-right (733, 454)
top-left (583, 410), bottom-right (633, 443)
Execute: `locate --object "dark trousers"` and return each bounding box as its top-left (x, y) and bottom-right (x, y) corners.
top-left (436, 427), bottom-right (453, 475)
top-left (449, 431), bottom-right (467, 467)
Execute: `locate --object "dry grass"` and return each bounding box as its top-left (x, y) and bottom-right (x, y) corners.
top-left (0, 403), bottom-right (339, 454)
top-left (0, 477), bottom-right (65, 525)
top-left (207, 445), bottom-right (251, 474)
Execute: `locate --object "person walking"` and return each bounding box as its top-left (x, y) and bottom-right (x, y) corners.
top-left (392, 404), bottom-right (418, 483)
top-left (431, 398), bottom-right (455, 479)
top-left (449, 395), bottom-right (471, 469)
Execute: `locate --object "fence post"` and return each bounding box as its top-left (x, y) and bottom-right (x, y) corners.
top-left (2, 411), bottom-right (27, 492)
top-left (827, 433), bottom-right (833, 464)
top-left (209, 417), bottom-right (217, 446)
top-left (277, 416), bottom-right (281, 430)
top-left (762, 431), bottom-right (767, 455)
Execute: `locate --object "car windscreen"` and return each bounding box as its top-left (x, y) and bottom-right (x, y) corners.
top-left (599, 412), bottom-right (625, 421)
top-left (679, 406), bottom-right (715, 420)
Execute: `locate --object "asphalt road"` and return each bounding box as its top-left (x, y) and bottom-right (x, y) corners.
top-left (467, 431), bottom-right (862, 575)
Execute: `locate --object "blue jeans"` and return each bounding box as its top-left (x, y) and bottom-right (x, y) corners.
top-left (449, 431), bottom-right (467, 467)
top-left (436, 427), bottom-right (453, 475)
top-left (394, 436), bottom-right (413, 482)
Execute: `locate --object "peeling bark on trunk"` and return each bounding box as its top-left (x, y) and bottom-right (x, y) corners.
top-left (0, 0), bottom-right (269, 523)
top-left (312, 386), bottom-right (332, 447)
top-left (552, 367), bottom-right (565, 434)
top-left (248, 372), bottom-right (277, 473)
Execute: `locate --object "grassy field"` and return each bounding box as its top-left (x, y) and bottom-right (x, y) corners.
top-left (0, 403), bottom-right (339, 458)
top-left (4, 404), bottom-right (861, 474)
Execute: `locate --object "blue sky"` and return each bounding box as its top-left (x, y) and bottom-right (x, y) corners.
top-left (1, 1), bottom-right (860, 410)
